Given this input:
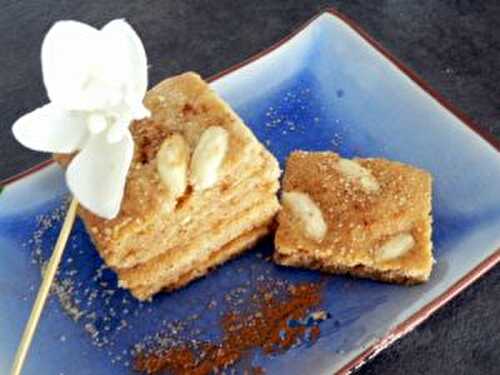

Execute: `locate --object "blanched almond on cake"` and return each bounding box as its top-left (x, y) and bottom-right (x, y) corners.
top-left (376, 233), bottom-right (415, 262)
top-left (157, 133), bottom-right (190, 199)
top-left (337, 158), bottom-right (380, 192)
top-left (282, 191), bottom-right (327, 242)
top-left (190, 126), bottom-right (229, 191)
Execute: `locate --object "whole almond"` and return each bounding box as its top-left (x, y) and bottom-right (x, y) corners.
top-left (282, 191), bottom-right (327, 242)
top-left (337, 158), bottom-right (380, 192)
top-left (157, 133), bottom-right (190, 199)
top-left (376, 233), bottom-right (415, 262)
top-left (190, 126), bottom-right (229, 191)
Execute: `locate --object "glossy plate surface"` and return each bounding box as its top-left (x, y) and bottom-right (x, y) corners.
top-left (1, 10), bottom-right (499, 375)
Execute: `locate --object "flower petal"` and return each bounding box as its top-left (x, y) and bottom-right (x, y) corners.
top-left (41, 20), bottom-right (100, 110)
top-left (66, 131), bottom-right (134, 219)
top-left (100, 19), bottom-right (148, 110)
top-left (12, 103), bottom-right (88, 153)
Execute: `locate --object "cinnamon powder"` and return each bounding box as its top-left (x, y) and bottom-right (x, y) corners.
top-left (134, 282), bottom-right (324, 374)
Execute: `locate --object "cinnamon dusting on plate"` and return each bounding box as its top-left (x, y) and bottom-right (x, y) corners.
top-left (133, 282), bottom-right (325, 374)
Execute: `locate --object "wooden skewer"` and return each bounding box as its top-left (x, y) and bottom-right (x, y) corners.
top-left (10, 198), bottom-right (79, 375)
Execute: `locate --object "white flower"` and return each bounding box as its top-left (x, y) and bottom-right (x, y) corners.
top-left (12, 19), bottom-right (150, 219)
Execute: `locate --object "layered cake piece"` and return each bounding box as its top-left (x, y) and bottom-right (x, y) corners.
top-left (274, 151), bottom-right (433, 284)
top-left (57, 72), bottom-right (280, 300)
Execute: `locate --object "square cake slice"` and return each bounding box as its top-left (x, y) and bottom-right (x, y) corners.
top-left (56, 72), bottom-right (280, 300)
top-left (274, 151), bottom-right (433, 284)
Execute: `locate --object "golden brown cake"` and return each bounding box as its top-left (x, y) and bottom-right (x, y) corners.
top-left (274, 151), bottom-right (433, 284)
top-left (56, 72), bottom-right (281, 300)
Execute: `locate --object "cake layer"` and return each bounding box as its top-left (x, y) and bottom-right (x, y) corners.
top-left (105, 147), bottom-right (279, 268)
top-left (118, 196), bottom-right (280, 288)
top-left (275, 217), bottom-right (433, 283)
top-left (116, 180), bottom-right (278, 276)
top-left (115, 177), bottom-right (279, 269)
top-left (130, 224), bottom-right (272, 300)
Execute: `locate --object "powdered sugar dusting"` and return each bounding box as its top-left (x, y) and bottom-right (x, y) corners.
top-left (258, 84), bottom-right (345, 161)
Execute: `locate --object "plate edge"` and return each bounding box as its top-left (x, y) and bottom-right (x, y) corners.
top-left (1, 159), bottom-right (54, 186)
top-left (324, 8), bottom-right (500, 153)
top-left (335, 251), bottom-right (500, 375)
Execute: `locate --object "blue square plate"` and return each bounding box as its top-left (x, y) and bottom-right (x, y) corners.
top-left (1, 10), bottom-right (499, 375)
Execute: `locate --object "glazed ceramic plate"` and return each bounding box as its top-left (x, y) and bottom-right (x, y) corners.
top-left (1, 10), bottom-right (499, 375)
